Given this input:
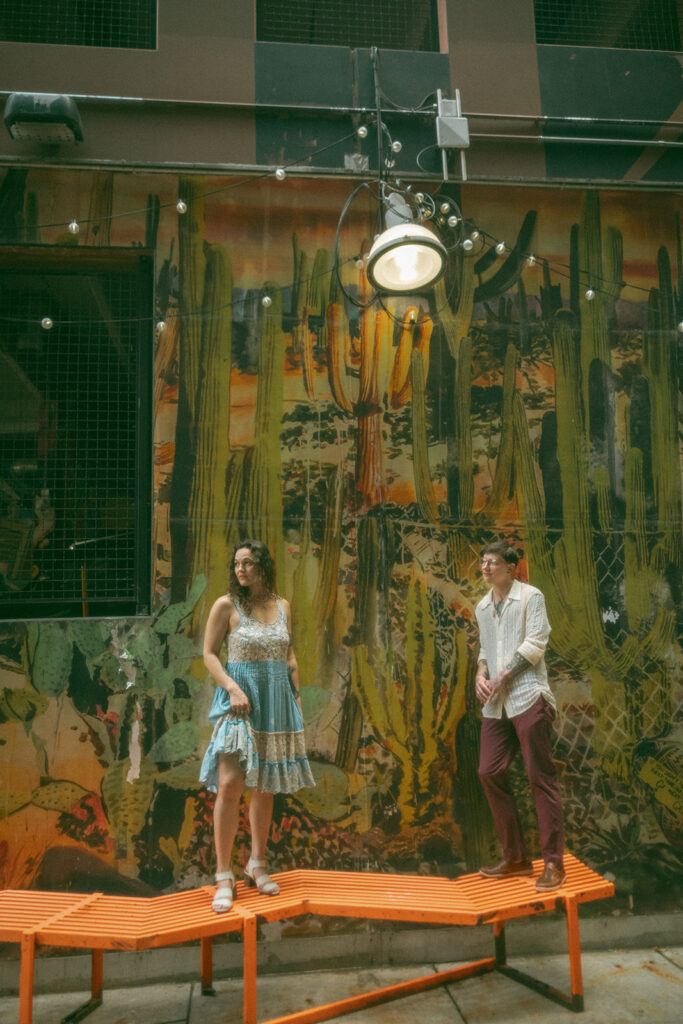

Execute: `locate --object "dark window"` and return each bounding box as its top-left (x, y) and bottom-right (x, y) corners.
top-left (534, 0), bottom-right (682, 52)
top-left (257, 0), bottom-right (440, 52)
top-left (0, 0), bottom-right (156, 50)
top-left (0, 248), bottom-right (152, 620)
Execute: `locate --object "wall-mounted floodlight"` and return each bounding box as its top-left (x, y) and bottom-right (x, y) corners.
top-left (3, 93), bottom-right (83, 144)
top-left (366, 192), bottom-right (447, 294)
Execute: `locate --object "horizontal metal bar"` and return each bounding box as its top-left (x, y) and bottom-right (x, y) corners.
top-left (472, 132), bottom-right (683, 148)
top-left (1, 89), bottom-right (682, 132)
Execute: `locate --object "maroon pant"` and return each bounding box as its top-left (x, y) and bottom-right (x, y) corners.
top-left (478, 696), bottom-right (564, 866)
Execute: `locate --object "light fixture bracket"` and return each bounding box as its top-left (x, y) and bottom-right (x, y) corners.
top-left (436, 88), bottom-right (469, 182)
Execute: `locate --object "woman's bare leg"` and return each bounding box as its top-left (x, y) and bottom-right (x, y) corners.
top-left (214, 753), bottom-right (245, 873)
top-left (248, 789), bottom-right (274, 878)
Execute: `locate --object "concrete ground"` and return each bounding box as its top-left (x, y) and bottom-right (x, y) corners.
top-left (1, 946), bottom-right (682, 1024)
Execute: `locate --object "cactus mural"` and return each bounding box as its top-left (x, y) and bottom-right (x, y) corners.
top-left (0, 168), bottom-right (680, 913)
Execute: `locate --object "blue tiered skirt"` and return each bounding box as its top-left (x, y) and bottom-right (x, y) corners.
top-left (199, 659), bottom-right (315, 794)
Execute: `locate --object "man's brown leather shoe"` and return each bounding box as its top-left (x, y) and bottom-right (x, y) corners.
top-left (479, 859), bottom-right (534, 879)
top-left (535, 862), bottom-right (566, 891)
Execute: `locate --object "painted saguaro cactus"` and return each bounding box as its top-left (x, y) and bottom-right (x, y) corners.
top-left (509, 194), bottom-right (681, 782)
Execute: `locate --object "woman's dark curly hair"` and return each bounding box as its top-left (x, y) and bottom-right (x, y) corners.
top-left (228, 539), bottom-right (276, 607)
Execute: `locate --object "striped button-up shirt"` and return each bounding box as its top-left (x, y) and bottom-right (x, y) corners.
top-left (475, 579), bottom-right (554, 719)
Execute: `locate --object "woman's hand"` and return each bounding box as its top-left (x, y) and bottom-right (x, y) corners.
top-left (228, 685), bottom-right (251, 717)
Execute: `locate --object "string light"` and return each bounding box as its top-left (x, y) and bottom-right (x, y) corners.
top-left (41, 317), bottom-right (53, 330)
top-left (391, 140), bottom-right (402, 153)
top-left (7, 118), bottom-right (667, 316)
top-left (678, 322), bottom-right (683, 333)
top-left (261, 295), bottom-right (272, 308)
top-left (0, 115), bottom-right (668, 333)
top-left (470, 230), bottom-right (480, 242)
top-left (156, 320), bottom-right (167, 333)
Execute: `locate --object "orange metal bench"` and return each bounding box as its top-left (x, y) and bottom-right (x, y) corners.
top-left (0, 853), bottom-right (613, 1023)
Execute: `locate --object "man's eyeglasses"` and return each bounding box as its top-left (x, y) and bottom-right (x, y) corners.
top-left (480, 558), bottom-right (502, 568)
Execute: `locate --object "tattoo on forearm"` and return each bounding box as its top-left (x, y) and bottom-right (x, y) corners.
top-left (505, 651), bottom-right (530, 680)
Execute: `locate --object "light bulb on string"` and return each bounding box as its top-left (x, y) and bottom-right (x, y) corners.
top-left (495, 241), bottom-right (506, 255)
top-left (447, 214), bottom-right (459, 228)
top-left (68, 220), bottom-right (80, 235)
top-left (274, 168), bottom-right (286, 181)
top-left (678, 322), bottom-right (683, 333)
top-left (526, 254), bottom-right (537, 266)
top-left (357, 125), bottom-right (368, 139)
top-left (391, 140), bottom-right (402, 153)
top-left (462, 239), bottom-right (474, 252)
top-left (440, 202), bottom-right (450, 215)
top-left (470, 230), bottom-right (480, 242)
top-left (156, 321), bottom-right (167, 334)
top-left (585, 288), bottom-right (596, 301)
top-left (261, 295), bottom-right (272, 308)
top-left (176, 199), bottom-right (187, 214)
top-left (41, 317), bottom-right (53, 330)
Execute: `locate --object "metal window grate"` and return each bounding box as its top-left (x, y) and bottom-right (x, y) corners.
top-left (0, 0), bottom-right (156, 50)
top-left (257, 0), bottom-right (439, 52)
top-left (0, 253), bottom-right (152, 619)
top-left (534, 0), bottom-right (682, 51)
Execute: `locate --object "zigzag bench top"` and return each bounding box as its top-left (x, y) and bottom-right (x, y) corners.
top-left (0, 854), bottom-right (613, 950)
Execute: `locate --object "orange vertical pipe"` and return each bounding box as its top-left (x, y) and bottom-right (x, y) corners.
top-left (19, 931), bottom-right (35, 1024)
top-left (91, 948), bottom-right (103, 1000)
top-left (565, 896), bottom-right (584, 1000)
top-left (242, 912), bottom-right (258, 1024)
top-left (201, 936), bottom-right (213, 992)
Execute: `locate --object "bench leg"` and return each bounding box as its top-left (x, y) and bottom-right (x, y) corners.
top-left (19, 932), bottom-right (35, 1024)
top-left (494, 921), bottom-right (506, 965)
top-left (494, 896), bottom-right (585, 1012)
top-left (61, 950), bottom-right (103, 1024)
top-left (201, 936), bottom-right (215, 995)
top-left (243, 913), bottom-right (258, 1024)
top-left (565, 896), bottom-right (584, 1011)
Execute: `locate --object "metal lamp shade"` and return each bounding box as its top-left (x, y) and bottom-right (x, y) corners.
top-left (366, 223), bottom-right (447, 293)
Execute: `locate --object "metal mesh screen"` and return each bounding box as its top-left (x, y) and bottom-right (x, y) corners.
top-left (0, 0), bottom-right (156, 49)
top-left (0, 255), bottom-right (151, 619)
top-left (257, 0), bottom-right (439, 52)
top-left (534, 0), bottom-right (682, 51)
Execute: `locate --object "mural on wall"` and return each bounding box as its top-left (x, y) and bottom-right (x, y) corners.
top-left (0, 168), bottom-right (681, 912)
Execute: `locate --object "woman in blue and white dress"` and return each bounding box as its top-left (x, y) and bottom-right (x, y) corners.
top-left (200, 539), bottom-right (314, 912)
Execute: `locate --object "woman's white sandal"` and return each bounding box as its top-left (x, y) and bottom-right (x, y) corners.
top-left (244, 858), bottom-right (280, 896)
top-left (212, 870), bottom-right (236, 913)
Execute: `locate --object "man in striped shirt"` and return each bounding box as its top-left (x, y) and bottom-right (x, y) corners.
top-left (474, 541), bottom-right (566, 891)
